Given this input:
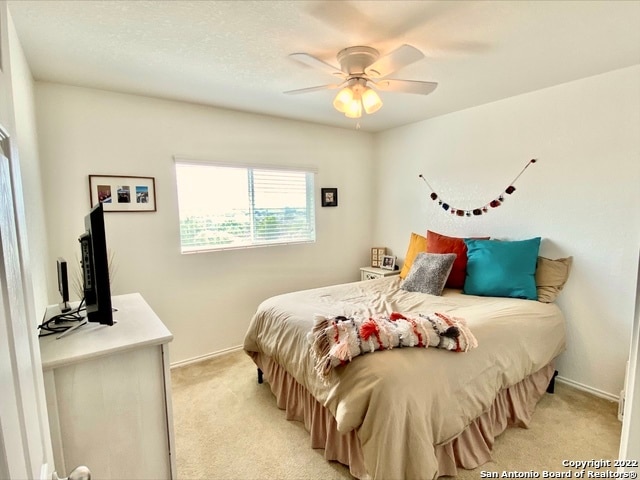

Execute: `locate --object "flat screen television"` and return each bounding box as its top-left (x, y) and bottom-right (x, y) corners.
top-left (79, 203), bottom-right (113, 325)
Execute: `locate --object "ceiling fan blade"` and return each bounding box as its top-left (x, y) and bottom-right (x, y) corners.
top-left (289, 53), bottom-right (345, 78)
top-left (305, 1), bottom-right (375, 39)
top-left (373, 79), bottom-right (438, 96)
top-left (365, 44), bottom-right (425, 78)
top-left (284, 83), bottom-right (343, 95)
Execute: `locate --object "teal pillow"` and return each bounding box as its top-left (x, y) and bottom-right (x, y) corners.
top-left (463, 237), bottom-right (541, 300)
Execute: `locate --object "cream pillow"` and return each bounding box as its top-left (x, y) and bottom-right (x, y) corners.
top-left (535, 256), bottom-right (573, 303)
top-left (399, 232), bottom-right (427, 279)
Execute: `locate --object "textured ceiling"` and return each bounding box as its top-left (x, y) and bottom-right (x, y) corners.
top-left (8, 0), bottom-right (640, 132)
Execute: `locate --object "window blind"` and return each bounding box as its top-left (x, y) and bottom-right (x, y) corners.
top-left (175, 161), bottom-right (316, 253)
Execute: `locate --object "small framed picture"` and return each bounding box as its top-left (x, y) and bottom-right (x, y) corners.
top-left (89, 175), bottom-right (156, 212)
top-left (321, 188), bottom-right (338, 207)
top-left (381, 255), bottom-right (396, 270)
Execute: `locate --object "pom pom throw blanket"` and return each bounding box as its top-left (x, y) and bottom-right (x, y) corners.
top-left (310, 312), bottom-right (478, 378)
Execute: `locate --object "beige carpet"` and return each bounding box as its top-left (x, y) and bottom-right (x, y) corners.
top-left (171, 350), bottom-right (621, 480)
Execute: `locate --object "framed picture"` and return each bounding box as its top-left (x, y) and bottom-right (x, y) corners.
top-left (381, 255), bottom-right (396, 271)
top-left (89, 175), bottom-right (156, 212)
top-left (321, 188), bottom-right (338, 207)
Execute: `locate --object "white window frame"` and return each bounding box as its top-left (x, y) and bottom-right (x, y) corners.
top-left (174, 158), bottom-right (317, 253)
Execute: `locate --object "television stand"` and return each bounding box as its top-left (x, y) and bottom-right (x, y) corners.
top-left (39, 293), bottom-right (176, 479)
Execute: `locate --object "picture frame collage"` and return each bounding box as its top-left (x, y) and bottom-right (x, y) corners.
top-left (89, 175), bottom-right (156, 212)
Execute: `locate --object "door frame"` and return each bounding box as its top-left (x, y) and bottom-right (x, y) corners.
top-left (0, 2), bottom-right (54, 478)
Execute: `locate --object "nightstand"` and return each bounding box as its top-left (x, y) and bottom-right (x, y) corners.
top-left (360, 266), bottom-right (401, 281)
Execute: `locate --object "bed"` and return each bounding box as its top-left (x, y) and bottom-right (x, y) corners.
top-left (243, 272), bottom-right (566, 480)
top-left (244, 232), bottom-right (571, 480)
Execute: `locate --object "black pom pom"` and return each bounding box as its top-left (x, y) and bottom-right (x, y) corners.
top-left (472, 209), bottom-right (482, 216)
top-left (442, 203), bottom-right (449, 211)
top-left (505, 186), bottom-right (516, 194)
top-left (442, 326), bottom-right (460, 338)
top-left (430, 192), bottom-right (438, 201)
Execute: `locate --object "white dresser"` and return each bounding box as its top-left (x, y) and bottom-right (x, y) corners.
top-left (39, 293), bottom-right (175, 479)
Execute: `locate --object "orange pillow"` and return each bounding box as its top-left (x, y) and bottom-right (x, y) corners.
top-left (426, 230), bottom-right (489, 289)
top-left (399, 232), bottom-right (427, 279)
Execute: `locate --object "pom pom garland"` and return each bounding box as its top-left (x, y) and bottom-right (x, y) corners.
top-left (419, 158), bottom-right (537, 218)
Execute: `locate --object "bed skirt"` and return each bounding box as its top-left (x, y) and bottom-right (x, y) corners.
top-left (250, 352), bottom-right (554, 479)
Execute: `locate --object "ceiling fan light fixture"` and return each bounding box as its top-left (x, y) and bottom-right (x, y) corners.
top-left (333, 87), bottom-right (354, 113)
top-left (344, 97), bottom-right (362, 118)
top-left (362, 87), bottom-right (383, 114)
top-left (288, 44), bottom-right (435, 121)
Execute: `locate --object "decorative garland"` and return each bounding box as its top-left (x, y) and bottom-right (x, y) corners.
top-left (419, 158), bottom-right (537, 217)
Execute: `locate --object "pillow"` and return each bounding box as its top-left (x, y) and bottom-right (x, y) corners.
top-left (401, 252), bottom-right (457, 296)
top-left (426, 230), bottom-right (489, 289)
top-left (399, 232), bottom-right (427, 279)
top-left (535, 256), bottom-right (573, 303)
top-left (463, 237), bottom-right (541, 300)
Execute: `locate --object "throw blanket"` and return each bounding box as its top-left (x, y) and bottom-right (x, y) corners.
top-left (310, 312), bottom-right (478, 379)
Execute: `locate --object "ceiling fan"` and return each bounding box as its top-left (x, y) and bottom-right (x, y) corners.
top-left (284, 44), bottom-right (438, 119)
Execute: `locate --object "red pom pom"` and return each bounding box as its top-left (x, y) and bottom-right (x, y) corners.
top-left (390, 312), bottom-right (407, 321)
top-left (360, 320), bottom-right (379, 341)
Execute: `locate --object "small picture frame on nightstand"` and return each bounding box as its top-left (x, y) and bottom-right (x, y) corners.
top-left (381, 255), bottom-right (396, 270)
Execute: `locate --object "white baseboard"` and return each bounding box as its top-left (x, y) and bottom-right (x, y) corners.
top-left (170, 345), bottom-right (243, 369)
top-left (556, 375), bottom-right (620, 402)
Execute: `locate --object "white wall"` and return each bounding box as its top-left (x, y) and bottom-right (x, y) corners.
top-left (35, 83), bottom-right (374, 363)
top-left (32, 67), bottom-right (640, 395)
top-left (373, 65), bottom-right (640, 397)
top-left (7, 12), bottom-right (49, 316)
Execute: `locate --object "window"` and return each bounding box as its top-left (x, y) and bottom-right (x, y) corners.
top-left (175, 161), bottom-right (316, 253)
